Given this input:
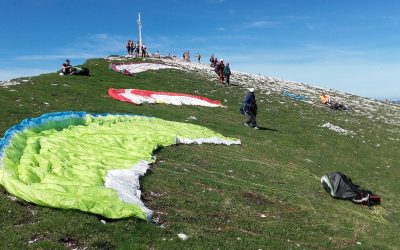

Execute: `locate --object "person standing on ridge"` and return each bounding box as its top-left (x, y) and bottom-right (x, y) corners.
top-left (196, 53), bottom-right (201, 63)
top-left (141, 43), bottom-right (147, 57)
top-left (210, 54), bottom-right (215, 67)
top-left (126, 40), bottom-right (132, 55)
top-left (217, 59), bottom-right (225, 83)
top-left (129, 40), bottom-right (134, 55)
top-left (224, 62), bottom-right (231, 85)
top-left (242, 88), bottom-right (259, 129)
top-left (135, 41), bottom-right (140, 57)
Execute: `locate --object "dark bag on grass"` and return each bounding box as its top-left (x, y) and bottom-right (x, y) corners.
top-left (73, 67), bottom-right (90, 76)
top-left (321, 172), bottom-right (381, 206)
top-left (78, 67), bottom-right (90, 76)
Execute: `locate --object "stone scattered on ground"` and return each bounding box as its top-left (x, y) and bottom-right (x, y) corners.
top-left (177, 233), bottom-right (189, 241)
top-left (321, 122), bottom-right (354, 135)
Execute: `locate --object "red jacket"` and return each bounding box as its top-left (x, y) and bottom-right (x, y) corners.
top-left (217, 62), bottom-right (225, 73)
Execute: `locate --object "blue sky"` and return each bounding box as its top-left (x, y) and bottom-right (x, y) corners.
top-left (1, 0), bottom-right (400, 99)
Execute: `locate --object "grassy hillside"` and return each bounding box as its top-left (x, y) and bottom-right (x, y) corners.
top-left (0, 58), bottom-right (399, 249)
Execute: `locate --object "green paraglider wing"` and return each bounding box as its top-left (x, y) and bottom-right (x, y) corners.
top-left (0, 112), bottom-right (240, 220)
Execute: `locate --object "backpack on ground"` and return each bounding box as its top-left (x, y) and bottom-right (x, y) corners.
top-left (321, 172), bottom-right (381, 207)
top-left (79, 67), bottom-right (90, 76)
top-left (72, 67), bottom-right (90, 76)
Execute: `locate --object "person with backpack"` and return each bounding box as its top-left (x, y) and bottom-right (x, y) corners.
top-left (224, 62), bottom-right (231, 85)
top-left (242, 87), bottom-right (258, 129)
top-left (213, 58), bottom-right (218, 73)
top-left (217, 59), bottom-right (225, 83)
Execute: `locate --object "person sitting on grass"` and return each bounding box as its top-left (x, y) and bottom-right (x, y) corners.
top-left (61, 59), bottom-right (72, 75)
top-left (320, 92), bottom-right (331, 105)
top-left (330, 100), bottom-right (350, 111)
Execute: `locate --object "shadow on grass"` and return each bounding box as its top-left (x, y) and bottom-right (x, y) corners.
top-left (257, 126), bottom-right (278, 131)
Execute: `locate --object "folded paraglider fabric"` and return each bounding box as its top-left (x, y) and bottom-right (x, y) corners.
top-left (321, 172), bottom-right (381, 206)
top-left (108, 88), bottom-right (223, 107)
top-left (281, 90), bottom-right (307, 101)
top-left (109, 62), bottom-right (178, 75)
top-left (0, 112), bottom-right (240, 220)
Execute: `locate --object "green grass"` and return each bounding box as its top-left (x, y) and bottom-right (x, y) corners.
top-left (0, 58), bottom-right (399, 249)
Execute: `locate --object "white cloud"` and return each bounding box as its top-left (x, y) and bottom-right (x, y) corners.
top-left (14, 33), bottom-right (125, 61)
top-left (233, 20), bottom-right (279, 31)
top-left (205, 0), bottom-right (225, 3)
top-left (15, 53), bottom-right (101, 61)
top-left (306, 24), bottom-right (316, 30)
top-left (0, 68), bottom-right (52, 81)
top-left (247, 21), bottom-right (272, 28)
top-left (145, 36), bottom-right (175, 50)
top-left (283, 15), bottom-right (312, 20)
top-left (74, 33), bottom-right (125, 52)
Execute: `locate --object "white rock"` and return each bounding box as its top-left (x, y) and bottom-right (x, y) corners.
top-left (321, 123), bottom-right (354, 135)
top-left (178, 233), bottom-right (189, 241)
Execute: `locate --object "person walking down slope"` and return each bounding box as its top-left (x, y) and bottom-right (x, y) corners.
top-left (224, 62), bottom-right (231, 85)
top-left (242, 88), bottom-right (259, 129)
top-left (217, 59), bottom-right (225, 83)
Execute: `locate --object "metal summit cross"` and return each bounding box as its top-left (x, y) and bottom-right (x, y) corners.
top-left (137, 13), bottom-right (143, 55)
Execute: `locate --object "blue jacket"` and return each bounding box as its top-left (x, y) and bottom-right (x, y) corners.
top-left (223, 65), bottom-right (231, 76)
top-left (243, 92), bottom-right (257, 115)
